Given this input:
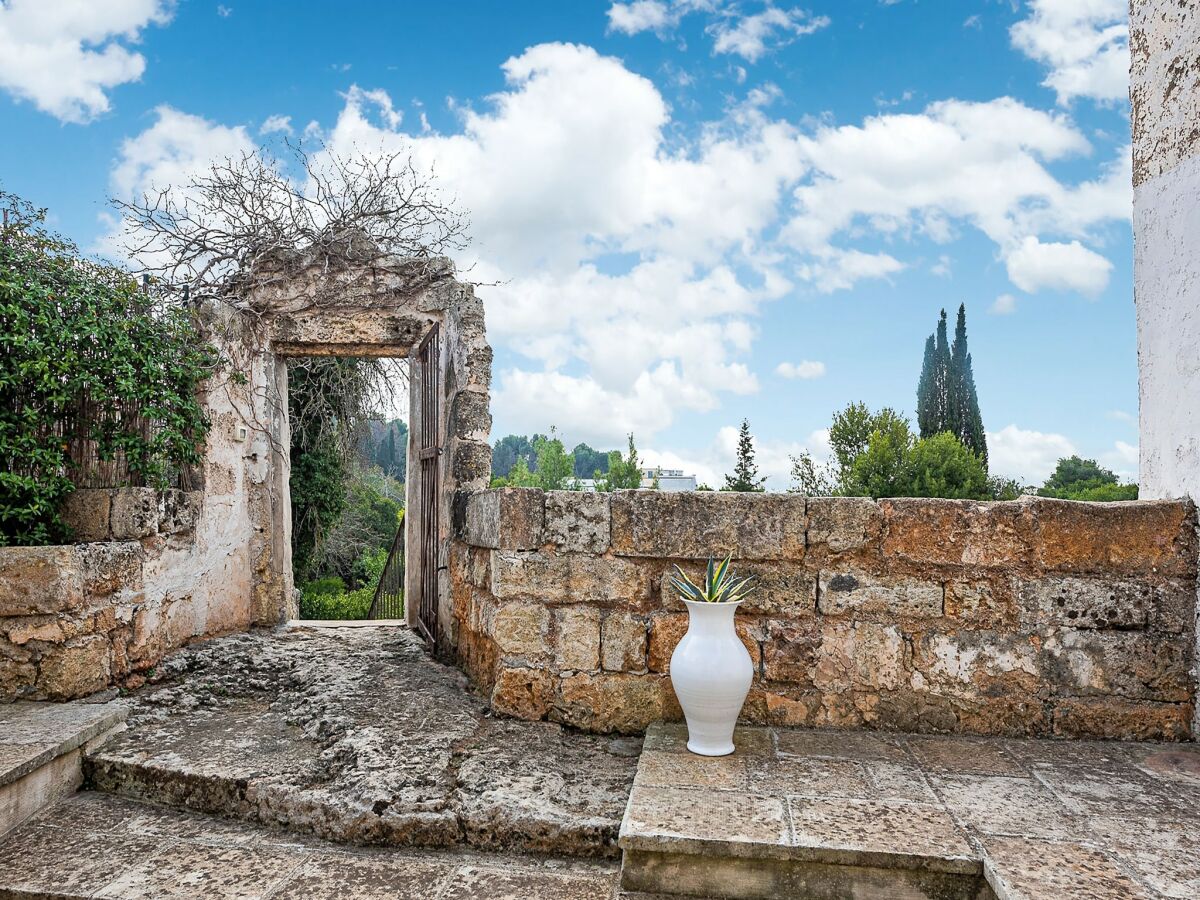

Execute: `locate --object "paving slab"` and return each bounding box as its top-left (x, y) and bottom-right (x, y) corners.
top-left (620, 723), bottom-right (1200, 899)
top-left (0, 699), bottom-right (127, 786)
top-left (84, 626), bottom-right (638, 857)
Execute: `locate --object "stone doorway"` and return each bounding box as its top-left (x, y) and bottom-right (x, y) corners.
top-left (236, 252), bottom-right (493, 653)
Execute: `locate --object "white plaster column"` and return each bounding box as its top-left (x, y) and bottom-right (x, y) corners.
top-left (1132, 0), bottom-right (1200, 499)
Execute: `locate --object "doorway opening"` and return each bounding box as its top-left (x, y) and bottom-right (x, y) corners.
top-left (287, 354), bottom-right (410, 625)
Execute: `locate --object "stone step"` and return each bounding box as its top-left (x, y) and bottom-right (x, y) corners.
top-left (0, 699), bottom-right (127, 837)
top-left (619, 724), bottom-right (1196, 900)
top-left (83, 626), bottom-right (639, 859)
top-left (0, 790), bottom-right (626, 899)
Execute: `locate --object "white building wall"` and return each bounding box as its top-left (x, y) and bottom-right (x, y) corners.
top-left (1132, 1), bottom-right (1200, 500)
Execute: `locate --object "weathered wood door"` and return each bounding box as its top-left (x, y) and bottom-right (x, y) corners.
top-left (413, 324), bottom-right (442, 646)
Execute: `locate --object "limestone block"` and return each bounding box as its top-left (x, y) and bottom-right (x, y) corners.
top-left (555, 672), bottom-right (672, 733)
top-left (555, 607), bottom-right (600, 672)
top-left (157, 490), bottom-right (202, 535)
top-left (601, 612), bottom-right (647, 673)
top-left (880, 498), bottom-right (1035, 570)
top-left (5, 619), bottom-right (66, 646)
top-left (910, 631), bottom-right (1040, 698)
top-left (37, 636), bottom-right (111, 699)
top-left (943, 577), bottom-right (1019, 630)
top-left (452, 439), bottom-right (493, 487)
top-left (805, 497), bottom-right (883, 557)
top-left (461, 489), bottom-right (544, 550)
top-left (491, 551), bottom-right (653, 608)
top-left (490, 666), bottom-right (555, 720)
top-left (1017, 577), bottom-right (1160, 630)
top-left (817, 570), bottom-right (943, 619)
top-left (75, 543), bottom-right (144, 598)
top-left (1052, 697), bottom-right (1191, 741)
top-left (1031, 499), bottom-right (1196, 577)
top-left (449, 389), bottom-right (491, 441)
top-left (544, 491), bottom-right (610, 554)
top-left (761, 620), bottom-right (822, 684)
top-left (491, 603), bottom-right (550, 661)
top-left (109, 488), bottom-right (159, 540)
top-left (1042, 629), bottom-right (1192, 702)
top-left (660, 562), bottom-right (815, 618)
top-left (0, 547), bottom-right (83, 617)
top-left (812, 623), bottom-right (904, 693)
top-left (610, 491), bottom-right (806, 560)
top-left (60, 490), bottom-right (111, 542)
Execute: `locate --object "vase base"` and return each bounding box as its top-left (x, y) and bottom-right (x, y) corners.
top-left (686, 739), bottom-right (735, 757)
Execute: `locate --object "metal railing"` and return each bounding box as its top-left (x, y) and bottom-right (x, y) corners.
top-left (368, 516), bottom-right (405, 620)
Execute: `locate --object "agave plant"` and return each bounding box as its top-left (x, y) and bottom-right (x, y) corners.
top-left (669, 554), bottom-right (756, 604)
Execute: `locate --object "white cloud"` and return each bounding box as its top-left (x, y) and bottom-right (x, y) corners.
top-left (1004, 235), bottom-right (1112, 295)
top-left (776, 360), bottom-right (826, 379)
top-left (216, 4), bottom-right (233, 16)
top-left (0, 0), bottom-right (172, 123)
top-left (105, 42), bottom-right (1133, 450)
top-left (987, 424), bottom-right (1077, 483)
top-left (606, 2), bottom-right (828, 62)
top-left (709, 7), bottom-right (831, 63)
top-left (642, 424), bottom-right (827, 490)
top-left (785, 96), bottom-right (1125, 294)
top-left (259, 114), bottom-right (293, 136)
top-left (1106, 409), bottom-right (1135, 424)
top-left (990, 293), bottom-right (1017, 315)
top-left (1101, 439), bottom-right (1138, 482)
top-left (1011, 0), bottom-right (1129, 105)
top-left (607, 0), bottom-right (679, 34)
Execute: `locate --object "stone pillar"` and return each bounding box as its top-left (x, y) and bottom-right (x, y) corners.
top-left (1132, 1), bottom-right (1200, 499)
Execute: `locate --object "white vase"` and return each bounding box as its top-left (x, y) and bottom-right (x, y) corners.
top-left (669, 598), bottom-right (754, 756)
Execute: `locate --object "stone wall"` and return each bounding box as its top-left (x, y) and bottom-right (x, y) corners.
top-left (0, 488), bottom-right (214, 700)
top-left (451, 489), bottom-right (1199, 740)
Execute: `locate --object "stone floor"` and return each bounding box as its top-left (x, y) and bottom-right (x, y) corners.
top-left (2, 625), bottom-right (1199, 898)
top-left (0, 791), bottom-right (625, 899)
top-left (84, 625), bottom-right (639, 857)
top-left (622, 723), bottom-right (1200, 899)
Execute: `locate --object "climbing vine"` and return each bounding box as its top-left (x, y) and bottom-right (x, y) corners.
top-left (0, 191), bottom-right (218, 545)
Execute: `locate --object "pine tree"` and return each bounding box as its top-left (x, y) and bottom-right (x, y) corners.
top-left (723, 419), bottom-right (767, 492)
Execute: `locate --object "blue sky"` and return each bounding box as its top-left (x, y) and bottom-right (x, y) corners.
top-left (0, 0), bottom-right (1136, 488)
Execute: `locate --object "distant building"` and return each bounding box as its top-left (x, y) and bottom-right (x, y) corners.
top-left (570, 468), bottom-right (698, 492)
top-left (640, 467), bottom-right (697, 492)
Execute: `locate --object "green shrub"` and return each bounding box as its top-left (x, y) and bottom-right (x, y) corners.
top-left (0, 191), bottom-right (216, 546)
top-left (298, 547), bottom-right (394, 621)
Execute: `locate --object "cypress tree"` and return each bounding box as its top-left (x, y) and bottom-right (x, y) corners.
top-left (723, 419), bottom-right (767, 492)
top-left (916, 334), bottom-right (937, 438)
top-left (914, 304), bottom-right (987, 469)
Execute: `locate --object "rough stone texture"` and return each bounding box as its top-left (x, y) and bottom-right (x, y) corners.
top-left (454, 491), bottom-right (1198, 739)
top-left (620, 722), bottom-right (1200, 899)
top-left (0, 793), bottom-right (622, 900)
top-left (462, 488), bottom-right (544, 550)
top-left (84, 626), bottom-right (638, 858)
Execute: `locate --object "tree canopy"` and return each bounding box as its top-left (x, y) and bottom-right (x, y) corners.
top-left (1038, 456), bottom-right (1137, 501)
top-left (916, 304), bottom-right (987, 466)
top-left (723, 419), bottom-right (767, 492)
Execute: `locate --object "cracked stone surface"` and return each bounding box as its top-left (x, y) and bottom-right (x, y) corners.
top-left (84, 626), bottom-right (639, 858)
top-left (620, 723), bottom-right (1200, 899)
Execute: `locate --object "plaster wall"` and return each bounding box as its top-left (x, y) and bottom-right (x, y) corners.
top-left (1132, 0), bottom-right (1200, 500)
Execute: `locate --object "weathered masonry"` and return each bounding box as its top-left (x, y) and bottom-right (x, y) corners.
top-left (453, 489), bottom-right (1198, 741)
top-left (0, 251), bottom-right (490, 700)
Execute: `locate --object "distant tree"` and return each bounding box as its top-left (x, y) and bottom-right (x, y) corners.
top-left (788, 451), bottom-right (838, 496)
top-left (572, 443), bottom-right (611, 479)
top-left (723, 419), bottom-right (767, 492)
top-left (843, 413), bottom-right (915, 498)
top-left (595, 434), bottom-right (642, 491)
top-left (829, 402), bottom-right (909, 483)
top-left (492, 434), bottom-right (535, 478)
top-left (532, 428), bottom-right (575, 491)
top-left (1038, 456), bottom-right (1138, 501)
top-left (916, 305), bottom-right (987, 466)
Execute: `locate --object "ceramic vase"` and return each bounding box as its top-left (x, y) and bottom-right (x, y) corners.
top-left (669, 598), bottom-right (753, 756)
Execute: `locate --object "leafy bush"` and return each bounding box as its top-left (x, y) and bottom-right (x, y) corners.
top-left (1038, 455), bottom-right (1137, 501)
top-left (0, 192), bottom-right (216, 545)
top-left (297, 547), bottom-right (391, 621)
